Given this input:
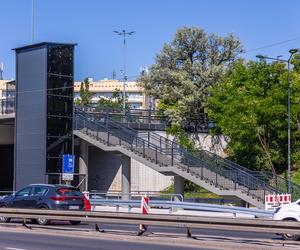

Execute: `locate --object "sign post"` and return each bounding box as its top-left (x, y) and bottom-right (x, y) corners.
top-left (62, 154), bottom-right (75, 182)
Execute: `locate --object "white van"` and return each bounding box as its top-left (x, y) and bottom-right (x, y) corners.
top-left (273, 199), bottom-right (300, 240)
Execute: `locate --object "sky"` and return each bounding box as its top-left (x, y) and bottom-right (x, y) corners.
top-left (0, 0), bottom-right (299, 81)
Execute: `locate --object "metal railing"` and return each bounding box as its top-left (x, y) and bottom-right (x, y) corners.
top-left (88, 191), bottom-right (183, 202)
top-left (89, 198), bottom-right (273, 217)
top-left (75, 107), bottom-right (300, 203)
top-left (74, 108), bottom-right (279, 204)
top-left (0, 98), bottom-right (15, 115)
top-left (77, 105), bottom-right (169, 131)
top-left (1, 208), bottom-right (300, 235)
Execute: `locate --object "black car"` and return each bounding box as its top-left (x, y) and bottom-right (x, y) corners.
top-left (0, 184), bottom-right (91, 225)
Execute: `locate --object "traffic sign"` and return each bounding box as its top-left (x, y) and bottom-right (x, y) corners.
top-left (62, 154), bottom-right (74, 181)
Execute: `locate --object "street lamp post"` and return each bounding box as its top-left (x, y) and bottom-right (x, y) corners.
top-left (31, 0), bottom-right (35, 44)
top-left (113, 30), bottom-right (136, 110)
top-left (256, 49), bottom-right (300, 194)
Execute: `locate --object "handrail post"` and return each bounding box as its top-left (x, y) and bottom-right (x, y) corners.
top-left (171, 141), bottom-right (174, 166)
top-left (107, 132), bottom-right (110, 145)
top-left (143, 140), bottom-right (145, 157)
top-left (106, 110), bottom-right (109, 129)
top-left (234, 171), bottom-right (237, 190)
top-left (155, 146), bottom-right (158, 164)
top-left (263, 183), bottom-right (266, 204)
top-left (148, 132), bottom-right (150, 147)
top-left (160, 137), bottom-right (162, 153)
top-left (96, 124), bottom-right (99, 140)
top-left (75, 111), bottom-right (78, 130)
top-left (148, 109), bottom-right (151, 129)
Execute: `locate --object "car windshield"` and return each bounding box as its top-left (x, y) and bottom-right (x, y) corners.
top-left (16, 187), bottom-right (32, 197)
top-left (56, 188), bottom-right (82, 196)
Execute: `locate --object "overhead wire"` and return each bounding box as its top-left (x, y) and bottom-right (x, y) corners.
top-left (240, 36), bottom-right (300, 55)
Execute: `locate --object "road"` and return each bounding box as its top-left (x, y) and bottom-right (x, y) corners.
top-left (0, 230), bottom-right (209, 250)
top-left (1, 220), bottom-right (300, 250)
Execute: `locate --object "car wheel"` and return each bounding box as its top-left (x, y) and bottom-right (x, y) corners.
top-left (70, 221), bottom-right (81, 225)
top-left (0, 206), bottom-right (11, 223)
top-left (35, 206), bottom-right (50, 225)
top-left (282, 219), bottom-right (300, 241)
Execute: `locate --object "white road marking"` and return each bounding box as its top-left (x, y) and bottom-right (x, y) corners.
top-left (5, 247), bottom-right (28, 250)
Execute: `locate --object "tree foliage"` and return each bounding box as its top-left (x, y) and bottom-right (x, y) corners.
top-left (78, 78), bottom-right (92, 105)
top-left (138, 27), bottom-right (242, 130)
top-left (98, 88), bottom-right (129, 109)
top-left (208, 59), bottom-right (300, 175)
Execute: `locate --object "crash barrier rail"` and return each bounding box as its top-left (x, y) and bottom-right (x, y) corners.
top-left (74, 108), bottom-right (279, 204)
top-left (88, 191), bottom-right (183, 202)
top-left (88, 199), bottom-right (274, 217)
top-left (0, 208), bottom-right (299, 235)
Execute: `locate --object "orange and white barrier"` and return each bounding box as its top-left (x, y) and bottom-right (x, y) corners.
top-left (265, 194), bottom-right (291, 211)
top-left (82, 191), bottom-right (91, 211)
top-left (138, 196), bottom-right (150, 235)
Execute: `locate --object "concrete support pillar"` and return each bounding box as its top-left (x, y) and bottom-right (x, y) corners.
top-left (121, 155), bottom-right (131, 200)
top-left (79, 140), bottom-right (89, 191)
top-left (174, 175), bottom-right (184, 201)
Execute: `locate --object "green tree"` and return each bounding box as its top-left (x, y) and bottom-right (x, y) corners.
top-left (138, 26), bottom-right (242, 130)
top-left (78, 78), bottom-right (92, 105)
top-left (208, 59), bottom-right (300, 175)
top-left (98, 88), bottom-right (129, 109)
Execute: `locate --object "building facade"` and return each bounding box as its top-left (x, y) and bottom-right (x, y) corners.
top-left (1, 78), bottom-right (149, 110)
top-left (74, 79), bottom-right (148, 109)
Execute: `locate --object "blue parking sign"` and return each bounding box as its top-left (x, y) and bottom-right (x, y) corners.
top-left (62, 154), bottom-right (74, 180)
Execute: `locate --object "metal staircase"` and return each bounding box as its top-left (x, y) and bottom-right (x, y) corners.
top-left (74, 108), bottom-right (300, 208)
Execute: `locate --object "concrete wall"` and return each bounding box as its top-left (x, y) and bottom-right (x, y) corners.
top-left (0, 124), bottom-right (14, 144)
top-left (131, 159), bottom-right (172, 191)
top-left (88, 146), bottom-right (122, 192)
top-left (154, 131), bottom-right (228, 158)
top-left (86, 146), bottom-right (172, 192)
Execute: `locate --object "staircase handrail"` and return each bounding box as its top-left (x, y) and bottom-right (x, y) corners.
top-left (74, 108), bottom-right (277, 199)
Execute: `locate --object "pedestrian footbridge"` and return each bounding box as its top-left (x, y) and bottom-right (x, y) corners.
top-left (74, 108), bottom-right (300, 209)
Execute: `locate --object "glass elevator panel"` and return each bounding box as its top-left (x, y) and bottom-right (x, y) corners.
top-left (46, 44), bottom-right (74, 174)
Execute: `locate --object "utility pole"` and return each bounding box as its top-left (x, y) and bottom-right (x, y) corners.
top-left (256, 49), bottom-right (300, 194)
top-left (0, 63), bottom-right (3, 80)
top-left (113, 30), bottom-right (136, 110)
top-left (31, 0), bottom-right (35, 44)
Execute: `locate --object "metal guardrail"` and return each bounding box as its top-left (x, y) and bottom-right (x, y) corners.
top-left (89, 199), bottom-right (273, 217)
top-left (0, 208), bottom-right (299, 235)
top-left (88, 192), bottom-right (184, 202)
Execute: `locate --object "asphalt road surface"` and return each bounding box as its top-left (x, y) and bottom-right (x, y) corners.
top-left (0, 230), bottom-right (211, 250)
top-left (1, 220), bottom-right (300, 250)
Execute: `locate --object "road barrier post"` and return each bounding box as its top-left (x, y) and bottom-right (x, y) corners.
top-left (138, 195), bottom-right (149, 236)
